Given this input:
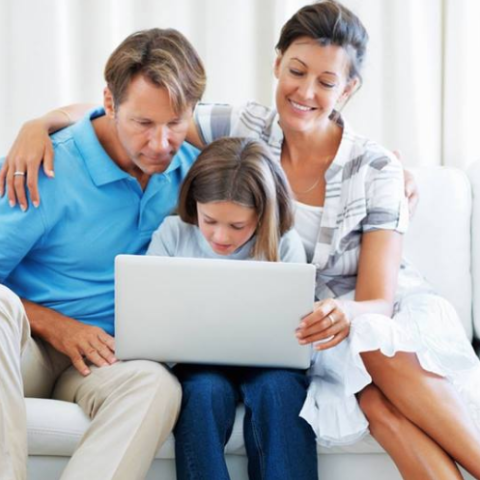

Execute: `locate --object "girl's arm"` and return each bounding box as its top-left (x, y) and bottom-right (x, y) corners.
top-left (0, 104), bottom-right (94, 209)
top-left (296, 229), bottom-right (403, 350)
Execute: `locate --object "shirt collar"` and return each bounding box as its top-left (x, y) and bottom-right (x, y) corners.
top-left (71, 106), bottom-right (182, 188)
top-left (71, 107), bottom-right (130, 187)
top-left (268, 108), bottom-right (351, 181)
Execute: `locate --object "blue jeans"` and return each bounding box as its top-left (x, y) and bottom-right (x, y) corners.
top-left (173, 364), bottom-right (318, 480)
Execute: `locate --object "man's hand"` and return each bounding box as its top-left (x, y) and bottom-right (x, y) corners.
top-left (23, 300), bottom-right (116, 376)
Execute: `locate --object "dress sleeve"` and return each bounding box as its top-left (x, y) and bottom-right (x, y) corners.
top-left (279, 229), bottom-right (307, 263)
top-left (146, 216), bottom-right (179, 257)
top-left (362, 152), bottom-right (409, 234)
top-left (194, 103), bottom-right (236, 144)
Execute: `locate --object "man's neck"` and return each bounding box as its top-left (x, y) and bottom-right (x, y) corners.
top-left (92, 115), bottom-right (150, 190)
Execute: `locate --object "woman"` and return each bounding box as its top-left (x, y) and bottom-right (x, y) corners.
top-left (2, 1), bottom-right (480, 478)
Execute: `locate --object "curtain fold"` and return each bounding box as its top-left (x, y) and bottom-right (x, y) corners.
top-left (443, 0), bottom-right (480, 169)
top-left (0, 0), bottom-right (477, 169)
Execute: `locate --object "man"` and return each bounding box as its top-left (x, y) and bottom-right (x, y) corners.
top-left (0, 28), bottom-right (205, 480)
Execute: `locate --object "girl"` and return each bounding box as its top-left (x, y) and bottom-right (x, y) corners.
top-left (147, 136), bottom-right (318, 480)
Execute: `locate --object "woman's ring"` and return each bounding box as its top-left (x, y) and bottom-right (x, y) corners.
top-left (13, 171), bottom-right (26, 177)
top-left (328, 313), bottom-right (335, 326)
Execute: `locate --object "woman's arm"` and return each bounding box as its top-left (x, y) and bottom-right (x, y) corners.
top-left (296, 229), bottom-right (403, 350)
top-left (0, 104), bottom-right (93, 209)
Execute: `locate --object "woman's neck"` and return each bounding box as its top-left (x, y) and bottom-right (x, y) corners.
top-left (280, 119), bottom-right (343, 207)
top-left (281, 119), bottom-right (342, 167)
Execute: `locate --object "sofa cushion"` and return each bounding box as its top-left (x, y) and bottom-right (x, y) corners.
top-left (26, 398), bottom-right (384, 458)
top-left (406, 167), bottom-right (472, 338)
top-left (469, 161), bottom-right (480, 339)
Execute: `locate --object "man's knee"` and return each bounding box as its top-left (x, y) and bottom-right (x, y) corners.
top-left (74, 360), bottom-right (182, 418)
top-left (0, 285), bottom-right (29, 349)
top-left (124, 360), bottom-right (181, 400)
top-left (116, 361), bottom-right (182, 426)
top-left (0, 285), bottom-right (23, 318)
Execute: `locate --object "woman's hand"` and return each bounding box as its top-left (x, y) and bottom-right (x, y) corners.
top-left (296, 298), bottom-right (351, 351)
top-left (0, 118), bottom-right (54, 211)
top-left (393, 150), bottom-right (419, 217)
top-left (403, 168), bottom-right (419, 217)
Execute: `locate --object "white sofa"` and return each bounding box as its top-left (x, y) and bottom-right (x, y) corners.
top-left (26, 164), bottom-right (480, 480)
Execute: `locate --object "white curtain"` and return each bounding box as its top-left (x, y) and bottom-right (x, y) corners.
top-left (0, 0), bottom-right (478, 169)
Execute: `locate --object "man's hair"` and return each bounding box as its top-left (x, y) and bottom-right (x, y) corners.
top-left (104, 28), bottom-right (206, 113)
top-left (178, 137), bottom-right (294, 262)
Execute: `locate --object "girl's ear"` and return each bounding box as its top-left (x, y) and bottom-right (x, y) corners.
top-left (104, 87), bottom-right (116, 118)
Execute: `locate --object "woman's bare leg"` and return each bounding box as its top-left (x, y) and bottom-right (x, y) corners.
top-left (358, 384), bottom-right (462, 480)
top-left (361, 351), bottom-right (480, 479)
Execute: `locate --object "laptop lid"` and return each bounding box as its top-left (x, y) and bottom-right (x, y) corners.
top-left (115, 254), bottom-right (315, 369)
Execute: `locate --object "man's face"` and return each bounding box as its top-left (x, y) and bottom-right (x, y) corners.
top-left (106, 75), bottom-right (192, 176)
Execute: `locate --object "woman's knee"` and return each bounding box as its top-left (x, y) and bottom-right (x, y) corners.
top-left (358, 385), bottom-right (404, 439)
top-left (361, 350), bottom-right (423, 379)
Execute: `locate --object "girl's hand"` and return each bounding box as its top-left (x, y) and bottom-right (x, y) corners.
top-left (296, 298), bottom-right (351, 350)
top-left (0, 118), bottom-right (54, 211)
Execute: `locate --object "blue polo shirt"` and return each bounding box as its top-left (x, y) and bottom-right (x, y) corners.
top-left (0, 107), bottom-right (199, 335)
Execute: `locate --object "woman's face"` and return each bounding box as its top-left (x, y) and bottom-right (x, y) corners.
top-left (274, 37), bottom-right (356, 135)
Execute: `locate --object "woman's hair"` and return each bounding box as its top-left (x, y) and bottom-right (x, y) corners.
top-left (178, 137), bottom-right (294, 262)
top-left (276, 0), bottom-right (369, 84)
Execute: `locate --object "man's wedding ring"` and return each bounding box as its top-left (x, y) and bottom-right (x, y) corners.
top-left (13, 171), bottom-right (25, 177)
top-left (328, 313), bottom-right (335, 326)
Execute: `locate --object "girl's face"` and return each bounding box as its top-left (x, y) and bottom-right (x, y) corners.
top-left (274, 38), bottom-right (357, 135)
top-left (197, 201), bottom-right (258, 256)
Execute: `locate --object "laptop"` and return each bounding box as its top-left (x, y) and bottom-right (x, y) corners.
top-left (114, 254), bottom-right (315, 369)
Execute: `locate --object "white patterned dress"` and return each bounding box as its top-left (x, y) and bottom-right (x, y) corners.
top-left (194, 101), bottom-right (480, 446)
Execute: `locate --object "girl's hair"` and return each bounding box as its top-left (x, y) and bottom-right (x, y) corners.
top-left (276, 0), bottom-right (369, 84)
top-left (178, 137), bottom-right (294, 262)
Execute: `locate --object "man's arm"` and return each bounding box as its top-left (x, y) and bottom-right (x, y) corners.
top-left (0, 173), bottom-right (116, 376)
top-left (23, 300), bottom-right (116, 376)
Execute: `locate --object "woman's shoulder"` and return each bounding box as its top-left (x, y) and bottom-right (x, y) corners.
top-left (195, 100), bottom-right (274, 117)
top-left (243, 100), bottom-right (276, 116)
top-left (342, 123), bottom-right (401, 172)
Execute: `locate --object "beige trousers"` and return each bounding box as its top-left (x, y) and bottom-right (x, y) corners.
top-left (0, 285), bottom-right (182, 480)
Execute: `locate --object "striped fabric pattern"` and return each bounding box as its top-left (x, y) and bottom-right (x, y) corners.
top-left (195, 102), bottom-right (430, 302)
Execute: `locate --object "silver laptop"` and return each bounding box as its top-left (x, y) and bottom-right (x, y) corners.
top-left (115, 255), bottom-right (315, 369)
